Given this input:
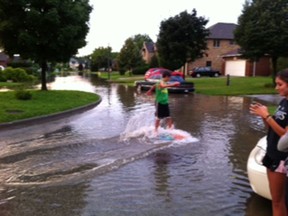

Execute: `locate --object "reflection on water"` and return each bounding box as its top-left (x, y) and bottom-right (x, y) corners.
top-left (0, 75), bottom-right (274, 215)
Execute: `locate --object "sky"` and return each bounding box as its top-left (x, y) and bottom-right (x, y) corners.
top-left (77, 0), bottom-right (246, 56)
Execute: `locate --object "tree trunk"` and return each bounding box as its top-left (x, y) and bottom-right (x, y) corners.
top-left (271, 56), bottom-right (278, 87)
top-left (41, 61), bottom-right (48, 91)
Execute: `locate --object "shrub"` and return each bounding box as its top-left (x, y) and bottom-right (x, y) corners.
top-left (13, 68), bottom-right (29, 82)
top-left (1, 67), bottom-right (36, 82)
top-left (119, 68), bottom-right (126, 75)
top-left (0, 70), bottom-right (5, 82)
top-left (15, 89), bottom-right (32, 100)
top-left (2, 67), bottom-right (15, 81)
top-left (133, 65), bottom-right (150, 75)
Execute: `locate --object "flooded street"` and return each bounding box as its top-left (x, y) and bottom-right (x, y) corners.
top-left (0, 75), bottom-right (275, 215)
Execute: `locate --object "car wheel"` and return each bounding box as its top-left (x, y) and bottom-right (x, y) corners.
top-left (196, 73), bottom-right (201, 78)
top-left (214, 73), bottom-right (219, 77)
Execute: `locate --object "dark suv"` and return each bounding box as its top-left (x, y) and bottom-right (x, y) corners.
top-left (190, 67), bottom-right (221, 78)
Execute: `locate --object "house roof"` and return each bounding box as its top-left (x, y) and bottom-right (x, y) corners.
top-left (221, 49), bottom-right (242, 58)
top-left (208, 23), bottom-right (237, 40)
top-left (144, 42), bottom-right (155, 53)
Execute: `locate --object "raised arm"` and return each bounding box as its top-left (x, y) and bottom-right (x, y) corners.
top-left (250, 102), bottom-right (286, 136)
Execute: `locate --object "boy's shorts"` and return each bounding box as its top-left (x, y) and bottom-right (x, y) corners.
top-left (156, 103), bottom-right (170, 119)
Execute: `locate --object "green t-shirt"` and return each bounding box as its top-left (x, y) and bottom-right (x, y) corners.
top-left (155, 81), bottom-right (169, 104)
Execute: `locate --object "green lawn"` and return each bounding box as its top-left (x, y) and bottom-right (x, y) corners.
top-left (93, 71), bottom-right (144, 84)
top-left (186, 76), bottom-right (276, 95)
top-left (0, 82), bottom-right (22, 88)
top-left (97, 72), bottom-right (276, 96)
top-left (0, 90), bottom-right (100, 123)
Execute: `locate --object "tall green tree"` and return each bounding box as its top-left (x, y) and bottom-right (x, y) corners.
top-left (132, 34), bottom-right (153, 51)
top-left (117, 37), bottom-right (144, 74)
top-left (157, 9), bottom-right (209, 70)
top-left (90, 46), bottom-right (112, 71)
top-left (0, 0), bottom-right (92, 90)
top-left (234, 0), bottom-right (288, 81)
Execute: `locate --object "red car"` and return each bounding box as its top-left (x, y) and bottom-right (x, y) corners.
top-left (135, 68), bottom-right (194, 94)
top-left (144, 68), bottom-right (184, 81)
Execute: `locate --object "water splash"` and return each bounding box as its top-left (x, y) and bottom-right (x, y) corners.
top-left (120, 110), bottom-right (198, 145)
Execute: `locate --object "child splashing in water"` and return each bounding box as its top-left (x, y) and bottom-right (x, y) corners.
top-left (146, 71), bottom-right (180, 134)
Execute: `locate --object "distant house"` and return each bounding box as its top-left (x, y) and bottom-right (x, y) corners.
top-left (141, 42), bottom-right (156, 64)
top-left (0, 52), bottom-right (9, 67)
top-left (69, 57), bottom-right (79, 70)
top-left (188, 22), bottom-right (271, 77)
top-left (141, 22), bottom-right (271, 77)
top-left (187, 23), bottom-right (240, 74)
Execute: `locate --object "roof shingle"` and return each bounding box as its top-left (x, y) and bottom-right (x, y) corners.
top-left (208, 22), bottom-right (237, 40)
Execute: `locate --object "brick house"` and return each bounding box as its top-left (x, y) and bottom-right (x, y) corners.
top-left (142, 22), bottom-right (271, 76)
top-left (222, 50), bottom-right (271, 76)
top-left (187, 23), bottom-right (240, 74)
top-left (187, 22), bottom-right (271, 76)
top-left (0, 52), bottom-right (9, 67)
top-left (141, 42), bottom-right (156, 64)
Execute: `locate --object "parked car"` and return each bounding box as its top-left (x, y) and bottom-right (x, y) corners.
top-left (135, 68), bottom-right (195, 94)
top-left (144, 68), bottom-right (184, 81)
top-left (247, 136), bottom-right (271, 200)
top-left (190, 67), bottom-right (221, 78)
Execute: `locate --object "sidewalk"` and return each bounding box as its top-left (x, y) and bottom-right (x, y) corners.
top-left (246, 94), bottom-right (282, 105)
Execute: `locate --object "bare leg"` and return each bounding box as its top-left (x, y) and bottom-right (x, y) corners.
top-left (167, 117), bottom-right (174, 129)
top-left (267, 169), bottom-right (287, 216)
top-left (155, 118), bottom-right (160, 133)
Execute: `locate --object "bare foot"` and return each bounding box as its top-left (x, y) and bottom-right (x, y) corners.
top-left (168, 124), bottom-right (174, 130)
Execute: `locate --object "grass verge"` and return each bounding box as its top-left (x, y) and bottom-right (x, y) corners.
top-left (0, 82), bottom-right (22, 89)
top-left (0, 90), bottom-right (100, 123)
top-left (96, 71), bottom-right (276, 96)
top-left (185, 76), bottom-right (276, 96)
top-left (93, 71), bottom-right (144, 86)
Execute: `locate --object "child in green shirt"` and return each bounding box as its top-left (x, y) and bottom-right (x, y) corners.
top-left (150, 71), bottom-right (180, 133)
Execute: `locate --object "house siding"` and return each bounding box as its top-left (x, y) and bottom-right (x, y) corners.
top-left (187, 39), bottom-right (239, 74)
top-left (142, 42), bottom-right (156, 64)
top-left (246, 56), bottom-right (271, 76)
top-left (223, 56), bottom-right (271, 76)
top-left (0, 52), bottom-right (9, 67)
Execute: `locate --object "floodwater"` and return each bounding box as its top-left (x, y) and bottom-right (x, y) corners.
top-left (0, 75), bottom-right (275, 216)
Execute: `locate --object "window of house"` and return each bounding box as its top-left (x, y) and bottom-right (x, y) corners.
top-left (230, 40), bottom-right (235, 45)
top-left (206, 61), bottom-right (212, 67)
top-left (213, 40), bottom-right (220, 47)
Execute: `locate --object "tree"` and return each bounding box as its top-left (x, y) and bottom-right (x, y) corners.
top-left (91, 46), bottom-right (112, 72)
top-left (132, 34), bottom-right (153, 51)
top-left (149, 55), bottom-right (159, 68)
top-left (234, 0), bottom-right (288, 82)
top-left (156, 9), bottom-right (209, 70)
top-left (117, 34), bottom-right (153, 75)
top-left (0, 0), bottom-right (92, 90)
top-left (117, 38), bottom-right (144, 75)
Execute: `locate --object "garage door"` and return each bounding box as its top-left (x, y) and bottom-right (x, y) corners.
top-left (225, 60), bottom-right (246, 76)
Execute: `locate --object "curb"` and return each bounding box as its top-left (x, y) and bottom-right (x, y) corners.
top-left (0, 97), bottom-right (102, 131)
